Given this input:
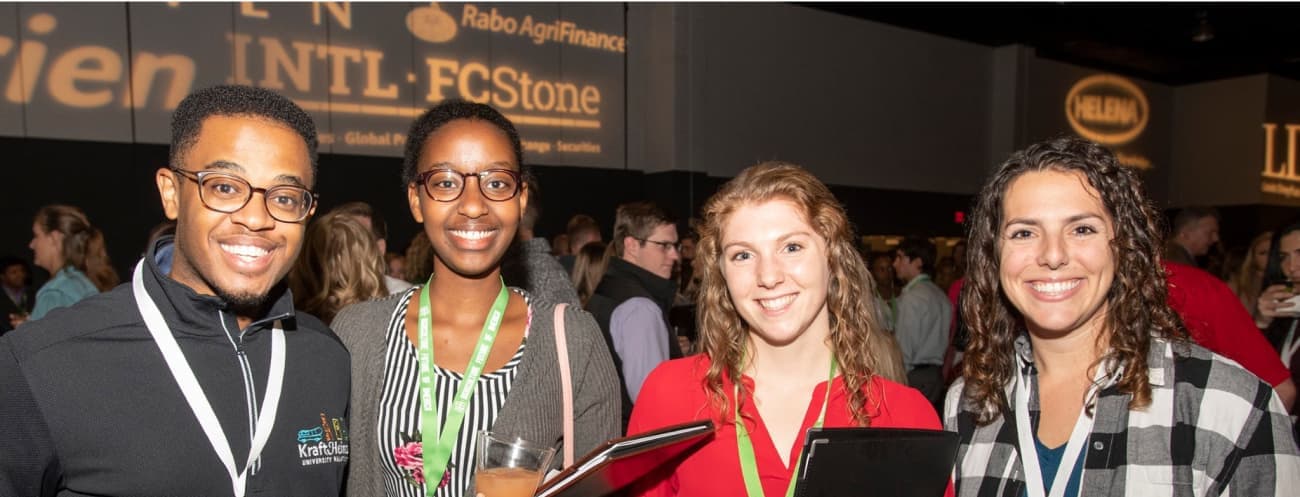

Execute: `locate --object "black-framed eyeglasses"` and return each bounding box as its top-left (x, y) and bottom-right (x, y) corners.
top-left (170, 168), bottom-right (318, 223)
top-left (413, 168), bottom-right (523, 202)
top-left (635, 237), bottom-right (681, 252)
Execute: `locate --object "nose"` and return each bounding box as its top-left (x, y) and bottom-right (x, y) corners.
top-left (756, 254), bottom-right (784, 289)
top-left (229, 192), bottom-right (277, 231)
top-left (1037, 232), bottom-right (1068, 270)
top-left (457, 176), bottom-right (488, 219)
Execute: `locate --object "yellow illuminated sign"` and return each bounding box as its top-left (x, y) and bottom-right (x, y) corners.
top-left (1260, 123), bottom-right (1300, 198)
top-left (1065, 74), bottom-right (1149, 146)
top-left (0, 3), bottom-right (622, 159)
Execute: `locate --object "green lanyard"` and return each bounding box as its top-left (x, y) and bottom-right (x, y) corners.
top-left (735, 356), bottom-right (838, 497)
top-left (418, 278), bottom-right (510, 496)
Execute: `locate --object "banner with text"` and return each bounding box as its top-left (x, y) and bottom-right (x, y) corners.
top-left (0, 2), bottom-right (625, 167)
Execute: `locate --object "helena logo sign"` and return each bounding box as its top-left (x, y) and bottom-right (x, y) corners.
top-left (1064, 74), bottom-right (1149, 146)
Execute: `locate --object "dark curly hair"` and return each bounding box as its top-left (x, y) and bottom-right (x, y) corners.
top-left (960, 136), bottom-right (1186, 425)
top-left (400, 100), bottom-right (526, 186)
top-left (170, 85), bottom-right (319, 178)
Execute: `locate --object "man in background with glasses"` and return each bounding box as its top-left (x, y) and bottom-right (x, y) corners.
top-left (0, 85), bottom-right (349, 496)
top-left (586, 201), bottom-right (683, 430)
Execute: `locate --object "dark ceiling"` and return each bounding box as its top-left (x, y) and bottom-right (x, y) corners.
top-left (804, 3), bottom-right (1300, 86)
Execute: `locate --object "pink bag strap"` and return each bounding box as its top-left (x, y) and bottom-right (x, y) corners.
top-left (554, 303), bottom-right (575, 468)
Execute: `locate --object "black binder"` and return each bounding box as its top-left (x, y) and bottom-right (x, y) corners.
top-left (792, 427), bottom-right (959, 497)
top-left (534, 420), bottom-right (715, 497)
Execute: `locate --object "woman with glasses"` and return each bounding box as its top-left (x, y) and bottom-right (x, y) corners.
top-left (627, 162), bottom-right (947, 497)
top-left (19, 204), bottom-right (119, 324)
top-left (946, 137), bottom-right (1298, 497)
top-left (332, 101), bottom-right (620, 497)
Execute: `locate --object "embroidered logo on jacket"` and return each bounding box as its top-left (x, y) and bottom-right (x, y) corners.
top-left (297, 412), bottom-right (349, 466)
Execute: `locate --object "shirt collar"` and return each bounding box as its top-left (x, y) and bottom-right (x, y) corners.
top-left (1012, 332), bottom-right (1169, 388)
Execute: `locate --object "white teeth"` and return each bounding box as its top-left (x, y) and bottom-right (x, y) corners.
top-left (757, 294), bottom-right (796, 310)
top-left (450, 230), bottom-right (494, 241)
top-left (220, 244), bottom-right (268, 259)
top-left (1031, 280), bottom-right (1081, 294)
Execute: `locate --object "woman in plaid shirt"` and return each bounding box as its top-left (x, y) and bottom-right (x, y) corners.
top-left (944, 137), bottom-right (1300, 497)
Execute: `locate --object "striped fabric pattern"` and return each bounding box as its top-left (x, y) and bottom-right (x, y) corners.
top-left (377, 288), bottom-right (531, 497)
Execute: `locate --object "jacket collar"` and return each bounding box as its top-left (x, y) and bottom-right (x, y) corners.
top-left (140, 235), bottom-right (296, 337)
top-left (603, 257), bottom-right (677, 308)
top-left (1012, 332), bottom-right (1170, 389)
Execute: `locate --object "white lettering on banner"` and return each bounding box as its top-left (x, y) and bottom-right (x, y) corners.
top-left (459, 4), bottom-right (627, 53)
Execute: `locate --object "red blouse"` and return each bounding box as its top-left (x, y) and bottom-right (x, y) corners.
top-left (627, 355), bottom-right (953, 497)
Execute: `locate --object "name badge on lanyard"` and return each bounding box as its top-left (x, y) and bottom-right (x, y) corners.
top-left (1014, 359), bottom-right (1105, 497)
top-left (132, 260), bottom-right (285, 497)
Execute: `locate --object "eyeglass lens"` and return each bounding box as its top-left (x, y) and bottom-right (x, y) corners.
top-left (422, 170), bottom-right (520, 201)
top-left (197, 173), bottom-right (314, 222)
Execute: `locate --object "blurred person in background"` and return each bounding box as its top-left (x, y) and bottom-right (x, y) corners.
top-left (290, 211), bottom-right (389, 324)
top-left (1229, 231), bottom-right (1272, 322)
top-left (386, 252), bottom-right (406, 281)
top-left (403, 231), bottom-right (434, 284)
top-left (571, 240), bottom-right (609, 307)
top-left (0, 257), bottom-right (35, 335)
top-left (332, 201), bottom-right (413, 294)
top-left (1164, 206), bottom-right (1220, 268)
top-left (559, 213), bottom-right (602, 273)
top-left (19, 204), bottom-right (119, 325)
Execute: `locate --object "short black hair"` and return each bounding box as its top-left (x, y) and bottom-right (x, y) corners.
top-left (1170, 206), bottom-right (1219, 236)
top-left (169, 85), bottom-right (319, 178)
top-left (401, 100), bottom-right (525, 186)
top-left (896, 236), bottom-right (937, 275)
top-left (0, 256), bottom-right (25, 273)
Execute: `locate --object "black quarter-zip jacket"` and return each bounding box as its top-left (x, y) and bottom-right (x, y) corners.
top-left (0, 238), bottom-right (350, 496)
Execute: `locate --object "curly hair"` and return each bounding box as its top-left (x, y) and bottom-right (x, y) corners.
top-left (34, 205), bottom-right (119, 291)
top-left (289, 211), bottom-right (388, 324)
top-left (696, 161), bottom-right (885, 427)
top-left (960, 136), bottom-right (1186, 425)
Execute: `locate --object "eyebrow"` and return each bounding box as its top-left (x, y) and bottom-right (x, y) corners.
top-left (202, 160), bottom-right (308, 188)
top-left (425, 161), bottom-right (518, 172)
top-left (1003, 213), bottom-right (1104, 228)
top-left (721, 230), bottom-right (814, 251)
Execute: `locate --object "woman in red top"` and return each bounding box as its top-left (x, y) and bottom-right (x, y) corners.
top-left (627, 162), bottom-right (948, 497)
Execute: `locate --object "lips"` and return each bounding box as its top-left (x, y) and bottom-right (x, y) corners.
top-left (449, 229), bottom-right (496, 241)
top-left (446, 226), bottom-right (499, 249)
top-left (1028, 278), bottom-right (1082, 298)
top-left (755, 293), bottom-right (797, 313)
top-left (216, 237), bottom-right (277, 272)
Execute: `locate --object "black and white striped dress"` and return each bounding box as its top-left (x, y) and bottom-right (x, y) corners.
top-left (377, 287), bottom-right (532, 497)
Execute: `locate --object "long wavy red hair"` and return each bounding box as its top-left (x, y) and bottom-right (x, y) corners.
top-left (696, 161), bottom-right (886, 426)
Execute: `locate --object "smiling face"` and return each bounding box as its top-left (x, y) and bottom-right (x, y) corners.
top-left (157, 115), bottom-right (313, 308)
top-left (998, 169), bottom-right (1115, 341)
top-left (720, 199), bottom-right (832, 347)
top-left (406, 119), bottom-right (527, 280)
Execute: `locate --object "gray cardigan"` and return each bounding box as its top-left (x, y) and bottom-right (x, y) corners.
top-left (332, 289), bottom-right (621, 497)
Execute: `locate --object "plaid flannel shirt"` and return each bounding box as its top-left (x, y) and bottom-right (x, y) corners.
top-left (944, 335), bottom-right (1300, 496)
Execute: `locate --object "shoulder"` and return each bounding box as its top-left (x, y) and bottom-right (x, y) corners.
top-left (287, 309), bottom-right (347, 352)
top-left (333, 289), bottom-right (410, 344)
top-left (1172, 340), bottom-right (1272, 398)
top-left (870, 375), bottom-right (942, 429)
top-left (5, 285), bottom-right (137, 360)
top-left (629, 356), bottom-right (712, 432)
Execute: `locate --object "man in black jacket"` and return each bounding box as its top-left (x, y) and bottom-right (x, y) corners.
top-left (586, 201), bottom-right (681, 427)
top-left (0, 85), bottom-right (350, 497)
